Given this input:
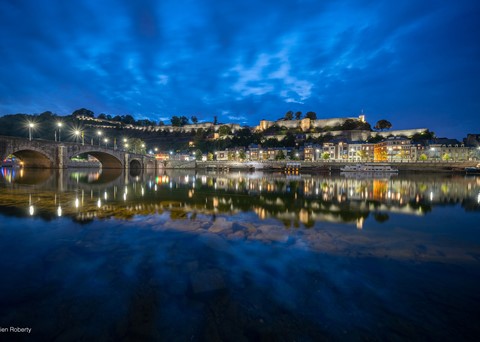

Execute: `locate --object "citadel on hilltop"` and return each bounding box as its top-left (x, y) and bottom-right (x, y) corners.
top-left (77, 112), bottom-right (426, 142)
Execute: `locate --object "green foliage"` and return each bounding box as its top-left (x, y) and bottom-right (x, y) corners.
top-left (275, 150), bottom-right (286, 160)
top-left (125, 138), bottom-right (146, 154)
top-left (284, 111), bottom-right (294, 120)
top-left (281, 132), bottom-right (296, 147)
top-left (195, 149), bottom-right (203, 160)
top-left (374, 119), bottom-right (392, 131)
top-left (442, 153), bottom-right (451, 161)
top-left (356, 150), bottom-right (368, 160)
top-left (419, 153), bottom-right (428, 161)
top-left (72, 108), bottom-right (94, 118)
top-left (238, 150), bottom-right (246, 160)
top-left (367, 135), bottom-right (384, 143)
top-left (411, 129), bottom-right (435, 142)
top-left (171, 116), bottom-right (189, 127)
top-left (322, 152), bottom-right (330, 160)
top-left (218, 125), bottom-right (232, 136)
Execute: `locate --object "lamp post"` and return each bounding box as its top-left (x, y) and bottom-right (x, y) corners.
top-left (57, 122), bottom-right (63, 142)
top-left (388, 147), bottom-right (393, 162)
top-left (104, 138), bottom-right (109, 148)
top-left (74, 130), bottom-right (81, 144)
top-left (28, 122), bottom-right (35, 141)
top-left (97, 130), bottom-right (102, 146)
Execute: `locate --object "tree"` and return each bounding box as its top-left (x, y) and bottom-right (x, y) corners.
top-left (442, 153), bottom-right (451, 161)
top-left (180, 116), bottom-right (189, 126)
top-left (367, 134), bottom-right (384, 143)
top-left (125, 138), bottom-right (146, 154)
top-left (218, 125), bottom-right (231, 136)
top-left (305, 111), bottom-right (317, 120)
top-left (194, 149), bottom-right (203, 161)
top-left (356, 150), bottom-right (368, 160)
top-left (191, 116), bottom-right (198, 124)
top-left (419, 153), bottom-right (428, 161)
top-left (213, 116), bottom-right (218, 125)
top-left (158, 120), bottom-right (165, 126)
top-left (122, 114), bottom-right (135, 125)
top-left (284, 111), bottom-right (294, 120)
top-left (275, 150), bottom-right (286, 160)
top-left (322, 152), bottom-right (330, 160)
top-left (374, 119), bottom-right (392, 131)
top-left (72, 108), bottom-right (94, 118)
top-left (207, 152), bottom-right (214, 161)
top-left (238, 150), bottom-right (246, 160)
top-left (171, 116), bottom-right (181, 126)
top-left (295, 111), bottom-right (302, 120)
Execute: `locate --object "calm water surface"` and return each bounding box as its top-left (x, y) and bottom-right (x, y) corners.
top-left (0, 168), bottom-right (479, 341)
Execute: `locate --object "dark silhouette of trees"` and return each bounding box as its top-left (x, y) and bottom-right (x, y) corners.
top-left (191, 116), bottom-right (198, 124)
top-left (284, 111), bottom-right (294, 120)
top-left (295, 111), bottom-right (302, 120)
top-left (305, 111), bottom-right (317, 120)
top-left (72, 108), bottom-right (94, 118)
top-left (374, 119), bottom-right (392, 131)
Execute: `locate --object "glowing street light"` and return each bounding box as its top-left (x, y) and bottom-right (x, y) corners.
top-left (104, 137), bottom-right (109, 148)
top-left (27, 122), bottom-right (35, 141)
top-left (57, 122), bottom-right (63, 142)
top-left (74, 130), bottom-right (81, 143)
top-left (97, 130), bottom-right (103, 146)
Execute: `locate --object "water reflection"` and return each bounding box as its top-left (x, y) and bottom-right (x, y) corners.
top-left (1, 168), bottom-right (479, 228)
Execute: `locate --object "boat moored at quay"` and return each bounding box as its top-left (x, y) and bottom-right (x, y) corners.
top-left (340, 163), bottom-right (399, 173)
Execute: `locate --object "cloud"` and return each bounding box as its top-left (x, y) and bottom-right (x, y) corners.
top-left (0, 0), bottom-right (479, 138)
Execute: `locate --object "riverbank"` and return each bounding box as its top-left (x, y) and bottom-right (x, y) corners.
top-left (166, 160), bottom-right (477, 173)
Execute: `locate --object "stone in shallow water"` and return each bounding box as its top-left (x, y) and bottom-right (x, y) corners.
top-left (163, 220), bottom-right (202, 232)
top-left (208, 217), bottom-right (233, 233)
top-left (190, 269), bottom-right (226, 293)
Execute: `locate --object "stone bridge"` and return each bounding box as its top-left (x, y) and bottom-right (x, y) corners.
top-left (0, 135), bottom-right (158, 169)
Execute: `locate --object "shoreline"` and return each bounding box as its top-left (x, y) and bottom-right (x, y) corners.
top-left (172, 160), bottom-right (478, 173)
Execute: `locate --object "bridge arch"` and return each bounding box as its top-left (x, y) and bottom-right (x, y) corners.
top-left (9, 148), bottom-right (54, 168)
top-left (68, 151), bottom-right (123, 169)
top-left (129, 159), bottom-right (142, 169)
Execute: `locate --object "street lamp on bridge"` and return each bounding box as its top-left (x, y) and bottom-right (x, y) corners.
top-left (97, 130), bottom-right (103, 146)
top-left (27, 122), bottom-right (35, 141)
top-left (104, 138), bottom-right (109, 148)
top-left (73, 129), bottom-right (84, 145)
top-left (57, 122), bottom-right (63, 142)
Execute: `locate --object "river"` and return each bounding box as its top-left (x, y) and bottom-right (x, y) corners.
top-left (0, 167), bottom-right (479, 340)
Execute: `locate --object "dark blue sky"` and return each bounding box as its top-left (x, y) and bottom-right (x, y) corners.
top-left (1, 0), bottom-right (479, 138)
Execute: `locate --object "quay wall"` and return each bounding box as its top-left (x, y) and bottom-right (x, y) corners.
top-left (188, 161), bottom-right (478, 173)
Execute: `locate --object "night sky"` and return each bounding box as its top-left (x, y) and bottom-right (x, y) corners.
top-left (1, 0), bottom-right (479, 138)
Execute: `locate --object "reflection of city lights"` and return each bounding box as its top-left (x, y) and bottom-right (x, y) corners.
top-left (477, 192), bottom-right (480, 204)
top-left (141, 187), bottom-right (144, 196)
top-left (154, 184), bottom-right (157, 191)
top-left (123, 193), bottom-right (127, 201)
top-left (57, 205), bottom-right (62, 217)
top-left (97, 199), bottom-right (102, 208)
top-left (75, 198), bottom-right (79, 208)
top-left (430, 191), bottom-right (433, 201)
top-left (104, 191), bottom-right (108, 200)
top-left (29, 205), bottom-right (34, 216)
